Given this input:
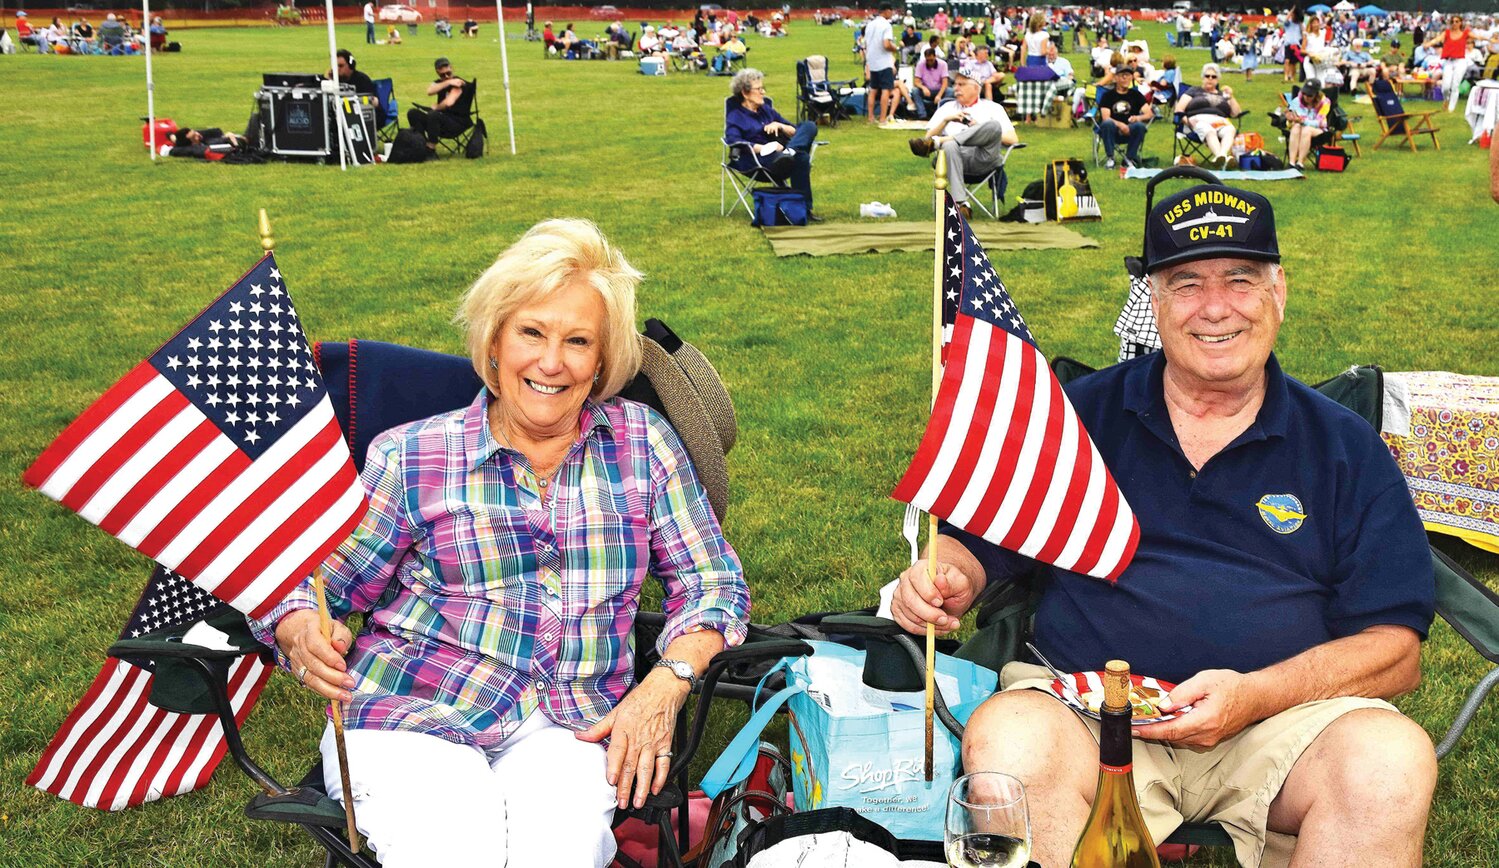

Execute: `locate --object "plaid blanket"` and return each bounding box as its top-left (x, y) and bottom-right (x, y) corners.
top-left (1014, 80), bottom-right (1052, 116)
top-left (1113, 274), bottom-right (1160, 362)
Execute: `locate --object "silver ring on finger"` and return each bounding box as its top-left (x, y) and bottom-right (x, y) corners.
top-left (657, 750), bottom-right (673, 759)
top-left (297, 664), bottom-right (309, 684)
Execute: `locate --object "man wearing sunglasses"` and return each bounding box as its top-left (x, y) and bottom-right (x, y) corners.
top-left (407, 57), bottom-right (475, 153)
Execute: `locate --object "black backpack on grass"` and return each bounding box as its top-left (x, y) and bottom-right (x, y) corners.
top-left (464, 119), bottom-right (486, 159)
top-left (387, 129), bottom-right (430, 164)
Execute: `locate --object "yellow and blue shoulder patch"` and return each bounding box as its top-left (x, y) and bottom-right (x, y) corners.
top-left (1256, 494), bottom-right (1306, 534)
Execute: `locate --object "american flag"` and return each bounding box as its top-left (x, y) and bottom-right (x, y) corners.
top-left (23, 254), bottom-right (367, 619)
top-left (26, 565), bottom-right (273, 810)
top-left (893, 195), bottom-right (1140, 582)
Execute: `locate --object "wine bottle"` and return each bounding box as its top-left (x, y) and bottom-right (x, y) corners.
top-left (1069, 660), bottom-right (1161, 868)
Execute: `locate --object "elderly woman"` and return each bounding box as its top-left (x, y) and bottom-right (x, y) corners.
top-left (1285, 78), bottom-right (1330, 170)
top-left (251, 219), bottom-right (750, 867)
top-left (1174, 62), bottom-right (1242, 166)
top-left (724, 68), bottom-right (821, 222)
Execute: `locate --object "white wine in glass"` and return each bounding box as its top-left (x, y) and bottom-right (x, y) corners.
top-left (946, 771), bottom-right (1031, 868)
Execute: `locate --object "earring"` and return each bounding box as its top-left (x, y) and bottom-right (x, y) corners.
top-left (489, 357), bottom-right (499, 370)
top-left (593, 372), bottom-right (601, 383)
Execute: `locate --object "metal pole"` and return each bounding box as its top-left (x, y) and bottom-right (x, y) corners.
top-left (144, 0), bottom-right (156, 161)
top-left (494, 0), bottom-right (517, 154)
top-left (324, 0), bottom-right (348, 170)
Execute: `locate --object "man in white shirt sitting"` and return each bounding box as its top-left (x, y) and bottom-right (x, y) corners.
top-left (908, 69), bottom-right (1020, 218)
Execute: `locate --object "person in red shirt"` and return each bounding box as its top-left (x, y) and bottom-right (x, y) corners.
top-left (16, 11), bottom-right (49, 52)
top-left (1423, 14), bottom-right (1475, 112)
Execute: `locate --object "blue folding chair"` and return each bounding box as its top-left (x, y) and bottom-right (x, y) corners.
top-left (371, 78), bottom-right (399, 144)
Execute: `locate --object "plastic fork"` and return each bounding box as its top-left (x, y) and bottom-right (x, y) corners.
top-left (901, 503), bottom-right (921, 565)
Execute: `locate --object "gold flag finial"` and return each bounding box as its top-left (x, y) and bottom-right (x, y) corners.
top-left (934, 150), bottom-right (949, 192)
top-left (258, 209), bottom-right (275, 254)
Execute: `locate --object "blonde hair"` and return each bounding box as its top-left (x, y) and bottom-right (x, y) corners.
top-left (1027, 12), bottom-right (1044, 32)
top-left (458, 218), bottom-right (643, 400)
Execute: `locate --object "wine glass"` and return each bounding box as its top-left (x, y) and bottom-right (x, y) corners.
top-left (946, 771), bottom-right (1032, 868)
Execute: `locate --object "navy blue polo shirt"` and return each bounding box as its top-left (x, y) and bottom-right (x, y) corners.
top-left (946, 352), bottom-right (1434, 685)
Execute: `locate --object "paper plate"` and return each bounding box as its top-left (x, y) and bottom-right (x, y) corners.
top-left (1046, 670), bottom-right (1190, 726)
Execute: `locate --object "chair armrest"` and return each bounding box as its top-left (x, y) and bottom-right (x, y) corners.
top-left (107, 614), bottom-right (289, 798)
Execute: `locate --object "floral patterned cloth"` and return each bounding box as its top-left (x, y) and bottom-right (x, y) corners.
top-left (1382, 372), bottom-right (1499, 554)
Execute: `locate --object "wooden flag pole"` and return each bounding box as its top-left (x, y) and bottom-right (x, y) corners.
top-left (257, 210), bottom-right (360, 854)
top-left (924, 151), bottom-right (948, 783)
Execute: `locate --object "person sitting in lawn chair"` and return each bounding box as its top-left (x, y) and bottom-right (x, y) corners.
top-left (1175, 62), bottom-right (1243, 168)
top-left (249, 218), bottom-right (749, 868)
top-left (893, 180), bottom-right (1436, 868)
top-left (724, 68), bottom-right (823, 222)
top-left (907, 67), bottom-right (1021, 220)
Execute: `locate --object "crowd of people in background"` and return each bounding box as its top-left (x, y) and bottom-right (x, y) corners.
top-left (4, 9), bottom-right (168, 55)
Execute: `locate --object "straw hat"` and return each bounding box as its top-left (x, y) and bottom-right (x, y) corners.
top-left (633, 319), bottom-right (736, 522)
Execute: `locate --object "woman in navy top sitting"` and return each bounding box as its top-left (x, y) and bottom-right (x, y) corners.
top-left (723, 68), bottom-right (823, 222)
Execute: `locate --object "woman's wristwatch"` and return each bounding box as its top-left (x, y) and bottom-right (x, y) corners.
top-left (653, 658), bottom-right (697, 689)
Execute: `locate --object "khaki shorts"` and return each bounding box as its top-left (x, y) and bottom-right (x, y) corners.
top-left (1000, 662), bottom-right (1400, 868)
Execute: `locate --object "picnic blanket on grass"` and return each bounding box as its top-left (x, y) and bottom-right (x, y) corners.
top-left (1124, 167), bottom-right (1305, 181)
top-left (761, 221), bottom-right (1099, 257)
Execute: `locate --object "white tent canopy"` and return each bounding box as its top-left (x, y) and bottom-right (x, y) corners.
top-left (1333, 1), bottom-right (1357, 11)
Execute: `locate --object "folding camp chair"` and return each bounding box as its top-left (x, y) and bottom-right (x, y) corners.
top-left (795, 55), bottom-right (856, 127)
top-left (1366, 79), bottom-right (1441, 152)
top-left (370, 78), bottom-right (399, 144)
top-left (963, 142), bottom-right (1027, 220)
top-left (103, 326), bottom-right (780, 868)
top-left (720, 137), bottom-right (789, 218)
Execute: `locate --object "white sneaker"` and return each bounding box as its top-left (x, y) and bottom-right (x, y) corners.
top-left (1105, 157), bottom-right (1116, 169)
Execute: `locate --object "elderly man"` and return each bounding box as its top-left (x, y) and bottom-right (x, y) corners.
top-left (892, 183), bottom-right (1436, 868)
top-left (1040, 41), bottom-right (1077, 121)
top-left (962, 44), bottom-right (1002, 101)
top-left (907, 69), bottom-right (1019, 219)
top-left (1098, 64), bottom-right (1153, 169)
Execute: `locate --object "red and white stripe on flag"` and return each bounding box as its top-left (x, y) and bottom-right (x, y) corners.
top-left (26, 655), bottom-right (271, 810)
top-left (22, 254), bottom-right (366, 620)
top-left (22, 361), bottom-right (364, 619)
top-left (894, 195), bottom-right (1139, 582)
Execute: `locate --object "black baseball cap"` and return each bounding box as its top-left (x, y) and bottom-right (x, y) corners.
top-left (434, 56), bottom-right (451, 69)
top-left (1144, 184), bottom-right (1280, 273)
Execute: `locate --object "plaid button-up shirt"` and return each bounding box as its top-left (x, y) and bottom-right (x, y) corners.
top-left (250, 391), bottom-right (750, 750)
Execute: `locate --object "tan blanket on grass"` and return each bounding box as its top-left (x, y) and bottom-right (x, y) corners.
top-left (761, 221), bottom-right (1100, 257)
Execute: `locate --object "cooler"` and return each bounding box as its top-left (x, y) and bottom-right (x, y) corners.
top-left (143, 118), bottom-right (178, 150)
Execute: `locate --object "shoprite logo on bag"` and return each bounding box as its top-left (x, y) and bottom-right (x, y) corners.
top-left (1160, 188), bottom-right (1260, 244)
top-left (841, 757), bottom-right (929, 795)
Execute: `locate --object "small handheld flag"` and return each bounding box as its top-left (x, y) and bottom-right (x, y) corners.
top-left (894, 194), bottom-right (1140, 582)
top-left (23, 255), bottom-right (367, 618)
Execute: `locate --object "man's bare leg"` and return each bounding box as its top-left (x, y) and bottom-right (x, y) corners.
top-left (962, 690), bottom-right (1099, 867)
top-left (1267, 709), bottom-right (1435, 868)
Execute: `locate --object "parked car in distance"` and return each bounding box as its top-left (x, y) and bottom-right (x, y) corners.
top-left (377, 4), bottom-right (423, 24)
top-left (590, 5), bottom-right (621, 19)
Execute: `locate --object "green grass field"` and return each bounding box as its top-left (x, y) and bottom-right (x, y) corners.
top-left (2, 18), bottom-right (1496, 866)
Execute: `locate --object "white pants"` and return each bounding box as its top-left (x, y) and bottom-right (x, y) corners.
top-left (1441, 58), bottom-right (1471, 111)
top-left (321, 714), bottom-right (618, 867)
